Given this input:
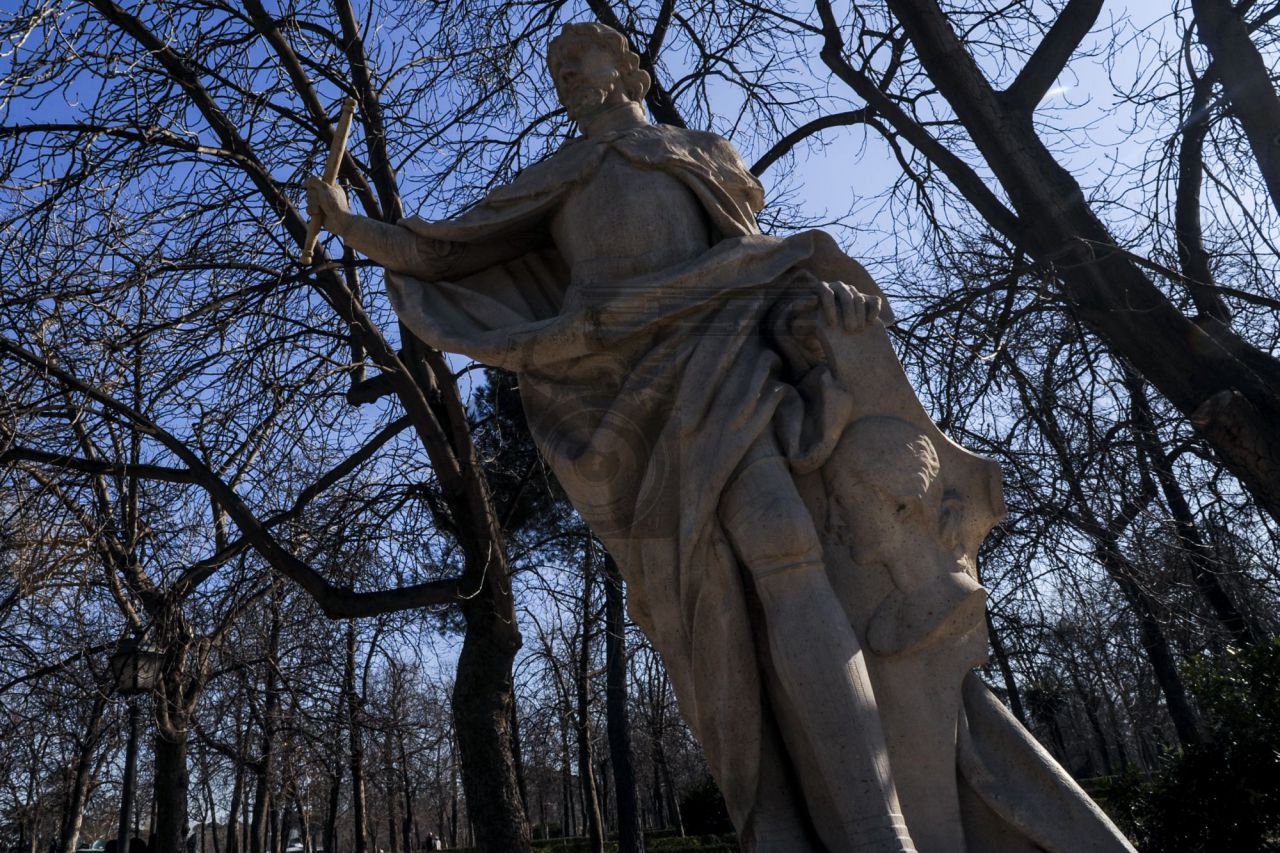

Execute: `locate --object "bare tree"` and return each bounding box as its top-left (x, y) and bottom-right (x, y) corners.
top-left (6, 1), bottom-right (1280, 850)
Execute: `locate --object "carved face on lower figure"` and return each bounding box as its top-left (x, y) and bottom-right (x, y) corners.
top-left (834, 416), bottom-right (946, 569)
top-left (827, 416), bottom-right (988, 658)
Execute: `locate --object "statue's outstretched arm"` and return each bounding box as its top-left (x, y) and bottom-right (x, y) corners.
top-left (303, 177), bottom-right (538, 279)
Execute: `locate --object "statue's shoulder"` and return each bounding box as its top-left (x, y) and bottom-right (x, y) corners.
top-left (485, 136), bottom-right (600, 204)
top-left (613, 124), bottom-right (764, 215)
top-left (669, 124), bottom-right (741, 155)
top-left (613, 123), bottom-right (743, 163)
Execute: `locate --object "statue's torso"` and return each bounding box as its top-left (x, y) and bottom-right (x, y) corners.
top-left (551, 149), bottom-right (711, 294)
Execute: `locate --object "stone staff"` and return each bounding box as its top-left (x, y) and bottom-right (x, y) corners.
top-left (299, 96), bottom-right (357, 264)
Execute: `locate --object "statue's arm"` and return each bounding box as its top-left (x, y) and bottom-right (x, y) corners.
top-left (304, 178), bottom-right (536, 278)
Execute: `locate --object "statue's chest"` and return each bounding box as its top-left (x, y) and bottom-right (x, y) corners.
top-left (551, 150), bottom-right (711, 282)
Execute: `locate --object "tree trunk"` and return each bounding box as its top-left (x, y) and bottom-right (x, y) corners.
top-left (448, 772), bottom-right (458, 848)
top-left (509, 701), bottom-right (528, 818)
top-left (1190, 0), bottom-right (1280, 217)
top-left (1101, 692), bottom-right (1132, 774)
top-left (225, 749), bottom-right (244, 853)
top-left (1096, 542), bottom-right (1202, 747)
top-left (322, 769), bottom-right (340, 853)
top-left (560, 716), bottom-right (574, 838)
top-left (117, 701), bottom-right (142, 853)
top-left (575, 559), bottom-right (605, 853)
top-left (241, 784), bottom-right (251, 853)
top-left (603, 554), bottom-right (643, 853)
top-left (1127, 374), bottom-right (1263, 647)
top-left (60, 696), bottom-right (106, 853)
top-left (1062, 657), bottom-right (1114, 776)
top-left (653, 738), bottom-right (682, 836)
top-left (384, 770), bottom-right (399, 853)
top-left (395, 732), bottom-right (415, 853)
top-left (1004, 335), bottom-right (1204, 750)
top-left (451, 603), bottom-right (531, 853)
top-left (153, 727), bottom-right (189, 853)
top-left (345, 623), bottom-right (369, 853)
top-left (249, 601), bottom-right (281, 853)
top-left (597, 757), bottom-right (611, 830)
top-left (201, 761), bottom-right (221, 853)
top-left (294, 794), bottom-right (310, 853)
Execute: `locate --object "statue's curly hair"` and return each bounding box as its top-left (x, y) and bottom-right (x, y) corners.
top-left (547, 22), bottom-right (651, 104)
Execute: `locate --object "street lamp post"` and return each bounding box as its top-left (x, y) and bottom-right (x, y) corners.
top-left (110, 635), bottom-right (162, 853)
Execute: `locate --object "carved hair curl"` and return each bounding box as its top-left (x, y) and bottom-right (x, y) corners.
top-left (547, 22), bottom-right (651, 104)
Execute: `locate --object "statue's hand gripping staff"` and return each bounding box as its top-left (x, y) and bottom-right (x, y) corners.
top-left (299, 97), bottom-right (358, 264)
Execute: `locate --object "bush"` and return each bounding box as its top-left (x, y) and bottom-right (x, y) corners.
top-left (677, 777), bottom-right (735, 836)
top-left (1105, 639), bottom-right (1280, 852)
top-left (519, 830), bottom-right (740, 853)
top-left (646, 838), bottom-right (738, 852)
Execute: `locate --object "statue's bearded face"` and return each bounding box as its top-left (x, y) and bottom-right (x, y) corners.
top-left (552, 43), bottom-right (630, 123)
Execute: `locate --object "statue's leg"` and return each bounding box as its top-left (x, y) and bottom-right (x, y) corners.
top-left (744, 720), bottom-right (823, 853)
top-left (721, 433), bottom-right (918, 853)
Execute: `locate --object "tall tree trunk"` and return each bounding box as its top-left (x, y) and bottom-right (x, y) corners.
top-left (252, 623), bottom-right (281, 853)
top-left (117, 701), bottom-right (143, 853)
top-left (597, 757), bottom-right (611, 830)
top-left (225, 748), bottom-right (244, 853)
top-left (148, 625), bottom-right (201, 853)
top-left (640, 658), bottom-right (682, 836)
top-left (322, 769), bottom-right (340, 853)
top-left (451, 602), bottom-right (530, 853)
top-left (652, 738), bottom-right (682, 836)
top-left (1097, 542), bottom-right (1201, 747)
top-left (153, 726), bottom-right (189, 853)
top-left (575, 559), bottom-right (605, 853)
top-left (323, 672), bottom-right (345, 853)
top-left (1101, 692), bottom-right (1132, 774)
top-left (395, 731), bottom-right (415, 853)
top-left (60, 696), bottom-right (106, 853)
top-left (559, 715), bottom-right (574, 839)
top-left (538, 782), bottom-right (547, 837)
top-left (294, 793), bottom-right (311, 853)
top-left (602, 554), bottom-right (642, 853)
top-left (201, 759), bottom-right (221, 853)
top-left (384, 769), bottom-right (399, 853)
top-left (448, 769), bottom-right (458, 849)
top-left (1027, 677), bottom-right (1070, 760)
top-left (1062, 656), bottom-right (1114, 776)
top-left (1127, 373), bottom-right (1264, 647)
top-left (509, 701), bottom-right (528, 818)
top-left (344, 622), bottom-right (369, 853)
top-left (241, 784), bottom-right (251, 853)
top-left (1008, 348), bottom-right (1203, 749)
top-left (1190, 0), bottom-right (1280, 217)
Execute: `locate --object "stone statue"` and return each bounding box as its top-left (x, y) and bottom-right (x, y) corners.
top-left (305, 22), bottom-right (1135, 853)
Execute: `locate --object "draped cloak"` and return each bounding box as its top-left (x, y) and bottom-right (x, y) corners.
top-left (386, 124), bottom-right (1135, 852)
top-left (386, 124), bottom-right (869, 831)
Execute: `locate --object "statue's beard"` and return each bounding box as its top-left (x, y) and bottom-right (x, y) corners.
top-left (565, 82), bottom-right (616, 121)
